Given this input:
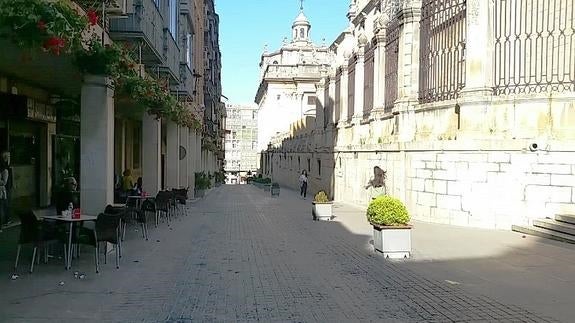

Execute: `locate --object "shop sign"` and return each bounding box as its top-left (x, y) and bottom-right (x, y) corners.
top-left (27, 98), bottom-right (56, 123)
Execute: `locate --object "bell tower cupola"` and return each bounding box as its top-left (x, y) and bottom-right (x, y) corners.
top-left (292, 0), bottom-right (311, 43)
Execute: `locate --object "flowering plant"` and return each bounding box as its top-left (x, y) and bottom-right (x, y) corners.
top-left (0, 0), bottom-right (87, 55)
top-left (0, 0), bottom-right (201, 129)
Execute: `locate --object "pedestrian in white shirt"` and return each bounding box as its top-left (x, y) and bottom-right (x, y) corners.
top-left (298, 170), bottom-right (308, 199)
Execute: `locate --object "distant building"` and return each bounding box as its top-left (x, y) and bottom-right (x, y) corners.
top-left (224, 104), bottom-right (258, 183)
top-left (254, 7), bottom-right (332, 151)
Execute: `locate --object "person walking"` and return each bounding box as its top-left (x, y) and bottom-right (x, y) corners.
top-left (299, 170), bottom-right (308, 199)
top-left (365, 166), bottom-right (387, 200)
top-left (0, 151), bottom-right (12, 231)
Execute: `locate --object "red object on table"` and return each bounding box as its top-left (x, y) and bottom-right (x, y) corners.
top-left (72, 208), bottom-right (81, 219)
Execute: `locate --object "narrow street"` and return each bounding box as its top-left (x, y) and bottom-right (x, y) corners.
top-left (0, 185), bottom-right (562, 322)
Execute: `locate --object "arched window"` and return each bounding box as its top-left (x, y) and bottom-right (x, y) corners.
top-left (300, 28), bottom-right (305, 38)
top-left (272, 60), bottom-right (278, 65)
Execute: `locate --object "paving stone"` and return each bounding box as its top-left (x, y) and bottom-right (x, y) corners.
top-left (0, 185), bottom-right (560, 322)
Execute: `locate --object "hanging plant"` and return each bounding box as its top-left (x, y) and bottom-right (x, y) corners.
top-left (74, 37), bottom-right (125, 75)
top-left (0, 0), bottom-right (202, 129)
top-left (0, 0), bottom-right (87, 54)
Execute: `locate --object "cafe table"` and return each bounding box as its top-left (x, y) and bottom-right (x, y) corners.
top-left (40, 214), bottom-right (98, 270)
top-left (126, 195), bottom-right (154, 209)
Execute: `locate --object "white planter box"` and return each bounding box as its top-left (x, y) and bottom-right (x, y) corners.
top-left (312, 202), bottom-right (333, 221)
top-left (372, 224), bottom-right (412, 259)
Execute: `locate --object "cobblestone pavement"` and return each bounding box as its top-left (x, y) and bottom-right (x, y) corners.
top-left (0, 185), bottom-right (559, 322)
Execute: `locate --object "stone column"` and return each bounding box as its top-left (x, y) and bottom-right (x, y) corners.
top-left (353, 44), bottom-right (366, 121)
top-left (80, 75), bottom-right (114, 215)
top-left (372, 30), bottom-right (387, 115)
top-left (188, 129), bottom-right (196, 191)
top-left (166, 120), bottom-right (180, 189)
top-left (462, 0), bottom-right (494, 94)
top-left (327, 74), bottom-right (336, 126)
top-left (315, 78), bottom-right (327, 129)
top-left (393, 2), bottom-right (422, 143)
top-left (339, 65), bottom-right (349, 124)
top-left (179, 127), bottom-right (189, 188)
top-left (142, 113), bottom-right (161, 196)
top-left (459, 0), bottom-right (495, 138)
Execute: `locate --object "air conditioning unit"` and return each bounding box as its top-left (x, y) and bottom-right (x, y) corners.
top-left (106, 0), bottom-right (133, 16)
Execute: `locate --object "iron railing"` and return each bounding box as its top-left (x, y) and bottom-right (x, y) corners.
top-left (419, 0), bottom-right (467, 103)
top-left (163, 29), bottom-right (180, 83)
top-left (364, 43), bottom-right (375, 117)
top-left (384, 18), bottom-right (400, 113)
top-left (494, 0), bottom-right (575, 95)
top-left (109, 0), bottom-right (164, 63)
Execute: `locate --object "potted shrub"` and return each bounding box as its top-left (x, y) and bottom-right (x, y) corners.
top-left (194, 172), bottom-right (210, 198)
top-left (270, 182), bottom-right (280, 197)
top-left (366, 195), bottom-right (411, 259)
top-left (312, 191), bottom-right (333, 221)
top-left (263, 178), bottom-right (272, 191)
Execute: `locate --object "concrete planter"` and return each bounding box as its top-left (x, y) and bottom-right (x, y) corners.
top-left (194, 189), bottom-right (206, 198)
top-left (371, 223), bottom-right (412, 259)
top-left (312, 202), bottom-right (333, 221)
top-left (271, 184), bottom-right (280, 197)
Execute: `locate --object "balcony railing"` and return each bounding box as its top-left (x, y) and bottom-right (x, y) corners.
top-left (263, 65), bottom-right (328, 80)
top-left (172, 63), bottom-right (194, 98)
top-left (162, 29), bottom-right (180, 82)
top-left (109, 0), bottom-right (164, 64)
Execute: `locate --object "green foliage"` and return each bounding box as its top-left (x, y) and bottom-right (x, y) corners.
top-left (366, 195), bottom-right (410, 226)
top-left (0, 0), bottom-right (87, 54)
top-left (214, 172), bottom-right (226, 183)
top-left (252, 177), bottom-right (271, 184)
top-left (313, 191), bottom-right (330, 203)
top-left (194, 172), bottom-right (211, 190)
top-left (74, 37), bottom-right (127, 76)
top-left (0, 0), bottom-right (201, 130)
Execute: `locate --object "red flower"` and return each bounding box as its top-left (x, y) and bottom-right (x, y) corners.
top-left (43, 36), bottom-right (66, 55)
top-left (87, 10), bottom-right (99, 26)
top-left (37, 20), bottom-right (46, 31)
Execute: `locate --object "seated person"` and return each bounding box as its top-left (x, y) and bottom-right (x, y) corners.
top-left (55, 177), bottom-right (79, 215)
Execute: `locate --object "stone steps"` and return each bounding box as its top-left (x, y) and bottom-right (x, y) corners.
top-left (512, 214), bottom-right (575, 244)
top-left (555, 214), bottom-right (575, 225)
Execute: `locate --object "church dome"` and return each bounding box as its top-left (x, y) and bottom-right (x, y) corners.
top-left (293, 11), bottom-right (310, 27)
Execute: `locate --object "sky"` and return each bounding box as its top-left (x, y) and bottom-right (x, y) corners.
top-left (217, 0), bottom-right (350, 105)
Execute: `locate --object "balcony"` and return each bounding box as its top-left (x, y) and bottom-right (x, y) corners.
top-left (161, 30), bottom-right (180, 83)
top-left (109, 0), bottom-right (164, 65)
top-left (263, 64), bottom-right (329, 81)
top-left (172, 63), bottom-right (194, 98)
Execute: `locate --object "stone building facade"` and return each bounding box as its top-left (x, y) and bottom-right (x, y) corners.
top-left (255, 8), bottom-right (332, 151)
top-left (259, 0), bottom-right (575, 230)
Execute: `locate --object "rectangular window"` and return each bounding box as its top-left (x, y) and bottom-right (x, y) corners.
top-left (168, 0), bottom-right (177, 37)
top-left (307, 159), bottom-right (311, 172)
top-left (154, 0), bottom-right (161, 8)
top-left (317, 159), bottom-right (321, 176)
top-left (307, 96), bottom-right (316, 105)
top-left (185, 34), bottom-right (192, 66)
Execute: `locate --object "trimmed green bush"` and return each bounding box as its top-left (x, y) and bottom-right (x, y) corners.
top-left (313, 191), bottom-right (330, 203)
top-left (366, 195), bottom-right (410, 226)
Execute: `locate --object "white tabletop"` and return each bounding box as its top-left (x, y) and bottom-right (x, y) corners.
top-left (41, 215), bottom-right (98, 222)
top-left (127, 196), bottom-right (154, 199)
top-left (111, 203), bottom-right (126, 208)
